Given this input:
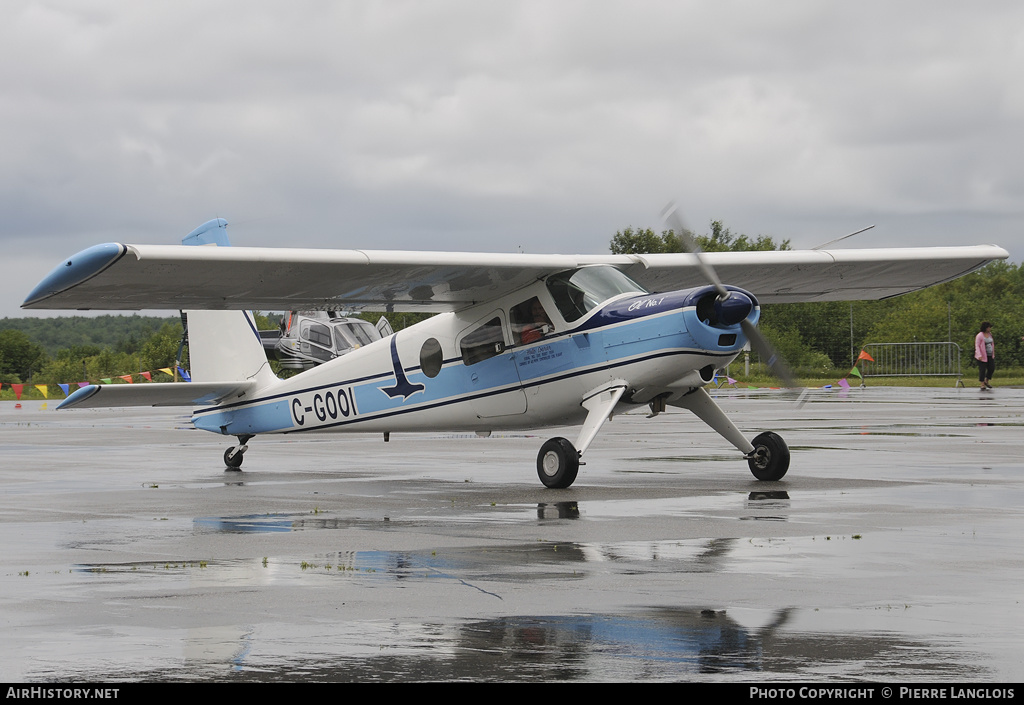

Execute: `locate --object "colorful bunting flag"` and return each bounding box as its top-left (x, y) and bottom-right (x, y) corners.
top-left (849, 366), bottom-right (863, 379)
top-left (8, 366), bottom-right (190, 400)
top-left (857, 350), bottom-right (875, 363)
top-left (838, 378), bottom-right (850, 388)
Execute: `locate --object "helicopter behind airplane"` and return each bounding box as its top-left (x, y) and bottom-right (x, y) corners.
top-left (260, 310), bottom-right (383, 370)
top-left (22, 218), bottom-right (1008, 488)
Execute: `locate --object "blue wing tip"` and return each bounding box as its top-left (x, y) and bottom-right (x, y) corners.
top-left (22, 243), bottom-right (127, 309)
top-left (57, 385), bottom-right (100, 410)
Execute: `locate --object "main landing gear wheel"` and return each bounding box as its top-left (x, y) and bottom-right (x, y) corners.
top-left (537, 437), bottom-right (580, 489)
top-left (747, 432), bottom-right (790, 481)
top-left (224, 447), bottom-right (244, 470)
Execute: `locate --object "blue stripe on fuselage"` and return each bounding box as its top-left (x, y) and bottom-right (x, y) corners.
top-left (193, 398), bottom-right (294, 435)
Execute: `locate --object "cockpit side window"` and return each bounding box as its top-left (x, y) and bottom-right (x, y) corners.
top-left (460, 316), bottom-right (506, 366)
top-left (510, 297), bottom-right (553, 344)
top-left (545, 266), bottom-right (647, 322)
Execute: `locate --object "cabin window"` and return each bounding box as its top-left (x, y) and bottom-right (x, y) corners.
top-left (301, 322), bottom-right (332, 348)
top-left (510, 297), bottom-right (553, 344)
top-left (419, 338), bottom-right (443, 378)
top-left (545, 266), bottom-right (647, 322)
top-left (460, 317), bottom-right (506, 366)
top-left (334, 320), bottom-right (378, 350)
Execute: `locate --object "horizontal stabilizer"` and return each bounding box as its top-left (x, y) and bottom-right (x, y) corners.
top-left (58, 381), bottom-right (258, 410)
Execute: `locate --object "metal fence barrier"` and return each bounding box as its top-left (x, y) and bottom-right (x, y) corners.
top-left (860, 342), bottom-right (963, 386)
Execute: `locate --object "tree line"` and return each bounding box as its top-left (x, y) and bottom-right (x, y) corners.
top-left (0, 311), bottom-right (295, 388)
top-left (0, 321), bottom-right (187, 386)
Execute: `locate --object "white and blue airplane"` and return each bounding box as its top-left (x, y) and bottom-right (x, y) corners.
top-left (22, 218), bottom-right (1007, 488)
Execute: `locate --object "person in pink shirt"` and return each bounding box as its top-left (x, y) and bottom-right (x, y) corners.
top-left (974, 322), bottom-right (995, 390)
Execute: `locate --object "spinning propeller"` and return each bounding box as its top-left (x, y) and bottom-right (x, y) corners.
top-left (660, 202), bottom-right (802, 393)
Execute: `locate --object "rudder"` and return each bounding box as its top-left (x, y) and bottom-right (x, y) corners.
top-left (182, 219), bottom-right (277, 386)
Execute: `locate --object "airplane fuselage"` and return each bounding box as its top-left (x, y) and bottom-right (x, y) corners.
top-left (191, 271), bottom-right (757, 439)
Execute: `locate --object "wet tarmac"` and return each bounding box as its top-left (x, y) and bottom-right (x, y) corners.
top-left (1, 386), bottom-right (1021, 682)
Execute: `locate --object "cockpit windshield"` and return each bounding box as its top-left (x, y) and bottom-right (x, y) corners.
top-left (333, 320), bottom-right (379, 350)
top-left (545, 266), bottom-right (647, 322)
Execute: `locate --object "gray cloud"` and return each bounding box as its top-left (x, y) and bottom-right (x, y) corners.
top-left (4, 0), bottom-right (1022, 316)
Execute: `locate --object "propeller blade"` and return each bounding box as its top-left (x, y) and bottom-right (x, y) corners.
top-left (660, 202), bottom-right (730, 301)
top-left (662, 201), bottom-right (804, 400)
top-left (740, 318), bottom-right (800, 391)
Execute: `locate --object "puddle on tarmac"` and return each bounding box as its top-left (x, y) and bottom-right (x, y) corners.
top-left (840, 431), bottom-right (968, 438)
top-left (21, 607), bottom-right (995, 682)
top-left (629, 455), bottom-right (734, 463)
top-left (194, 514), bottom-right (296, 533)
top-left (191, 496), bottom-right (741, 533)
top-left (58, 530), bottom-right (918, 586)
top-left (14, 524), bottom-right (1017, 681)
top-left (188, 493), bottom-right (794, 532)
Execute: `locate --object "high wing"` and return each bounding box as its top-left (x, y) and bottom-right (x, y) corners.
top-left (23, 241), bottom-right (1008, 311)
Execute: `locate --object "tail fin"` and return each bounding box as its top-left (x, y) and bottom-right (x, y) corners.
top-left (183, 219), bottom-right (277, 387)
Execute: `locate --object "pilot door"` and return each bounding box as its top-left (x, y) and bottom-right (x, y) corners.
top-left (458, 312), bottom-right (527, 418)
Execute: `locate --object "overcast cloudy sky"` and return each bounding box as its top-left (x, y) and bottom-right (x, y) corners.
top-left (3, 1), bottom-right (1023, 317)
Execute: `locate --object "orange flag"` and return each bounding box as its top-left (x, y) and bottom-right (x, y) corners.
top-left (857, 350), bottom-right (875, 363)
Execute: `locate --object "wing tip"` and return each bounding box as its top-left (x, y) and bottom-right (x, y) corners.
top-left (22, 243), bottom-right (127, 309)
top-left (57, 385), bottom-right (100, 410)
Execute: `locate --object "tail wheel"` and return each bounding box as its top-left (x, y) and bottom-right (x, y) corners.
top-left (224, 447), bottom-right (244, 470)
top-left (537, 437), bottom-right (580, 489)
top-left (747, 432), bottom-right (789, 481)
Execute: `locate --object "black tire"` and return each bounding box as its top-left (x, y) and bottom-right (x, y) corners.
top-left (224, 447), bottom-right (244, 470)
top-left (747, 432), bottom-right (789, 481)
top-left (537, 437), bottom-right (580, 489)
